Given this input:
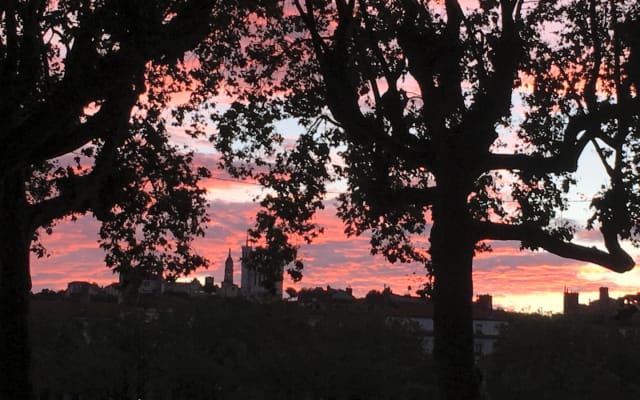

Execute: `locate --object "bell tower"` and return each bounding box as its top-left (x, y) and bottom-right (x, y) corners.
top-left (223, 249), bottom-right (234, 285)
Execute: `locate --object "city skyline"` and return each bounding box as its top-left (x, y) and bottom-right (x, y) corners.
top-left (31, 147), bottom-right (640, 313)
top-left (27, 13), bottom-right (640, 313)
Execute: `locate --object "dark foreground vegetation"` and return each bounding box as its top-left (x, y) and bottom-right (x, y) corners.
top-left (485, 314), bottom-right (640, 400)
top-left (30, 297), bottom-right (640, 400)
top-left (30, 297), bottom-right (434, 400)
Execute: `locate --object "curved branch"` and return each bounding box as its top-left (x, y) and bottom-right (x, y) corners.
top-left (16, 82), bottom-right (140, 172)
top-left (28, 173), bottom-right (98, 232)
top-left (27, 89), bottom-right (136, 231)
top-left (3, 0), bottom-right (215, 174)
top-left (474, 221), bottom-right (635, 273)
top-left (295, 0), bottom-right (434, 168)
top-left (484, 98), bottom-right (640, 173)
top-left (293, 0), bottom-right (329, 56)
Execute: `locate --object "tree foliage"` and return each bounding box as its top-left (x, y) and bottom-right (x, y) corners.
top-left (0, 0), bottom-right (276, 396)
top-left (212, 0), bottom-right (640, 271)
top-left (206, 0), bottom-right (640, 398)
top-left (1, 0), bottom-right (223, 287)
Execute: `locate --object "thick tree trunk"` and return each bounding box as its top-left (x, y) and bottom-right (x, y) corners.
top-left (430, 170), bottom-right (480, 400)
top-left (0, 174), bottom-right (33, 400)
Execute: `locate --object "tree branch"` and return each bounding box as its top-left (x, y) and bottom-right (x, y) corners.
top-left (590, 138), bottom-right (615, 177)
top-left (295, 0), bottom-right (433, 168)
top-left (1, 68), bottom-right (142, 175)
top-left (148, 0), bottom-right (214, 63)
top-left (28, 174), bottom-right (97, 232)
top-left (474, 221), bottom-right (635, 273)
top-left (441, 0), bottom-right (464, 112)
top-left (3, 0), bottom-right (216, 173)
top-left (397, 0), bottom-right (442, 129)
top-left (483, 98), bottom-right (640, 173)
top-left (463, 0), bottom-right (520, 149)
top-left (293, 0), bottom-right (329, 56)
top-left (584, 0), bottom-right (602, 109)
top-left (27, 120), bottom-right (130, 231)
top-left (358, 4), bottom-right (412, 142)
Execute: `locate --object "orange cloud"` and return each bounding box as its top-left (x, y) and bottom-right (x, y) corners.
top-left (30, 187), bottom-right (640, 315)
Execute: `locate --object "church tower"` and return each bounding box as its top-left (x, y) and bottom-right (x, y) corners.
top-left (240, 243), bottom-right (284, 298)
top-left (223, 249), bottom-right (234, 285)
top-left (563, 287), bottom-right (579, 315)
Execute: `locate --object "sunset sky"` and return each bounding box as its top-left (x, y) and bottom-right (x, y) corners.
top-left (30, 121), bottom-right (640, 314)
top-left (27, 0), bottom-right (640, 314)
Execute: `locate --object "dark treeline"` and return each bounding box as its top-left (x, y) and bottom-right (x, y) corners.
top-left (30, 298), bottom-right (640, 400)
top-left (485, 314), bottom-right (640, 400)
top-left (30, 298), bottom-right (434, 400)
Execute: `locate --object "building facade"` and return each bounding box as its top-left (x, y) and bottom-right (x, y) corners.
top-left (240, 244), bottom-right (283, 298)
top-left (563, 288), bottom-right (580, 315)
top-left (219, 249), bottom-right (239, 297)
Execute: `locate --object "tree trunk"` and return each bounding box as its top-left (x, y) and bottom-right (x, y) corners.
top-left (0, 174), bottom-right (33, 400)
top-left (430, 170), bottom-right (480, 400)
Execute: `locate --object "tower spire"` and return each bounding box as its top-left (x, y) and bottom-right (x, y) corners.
top-left (224, 248), bottom-right (233, 285)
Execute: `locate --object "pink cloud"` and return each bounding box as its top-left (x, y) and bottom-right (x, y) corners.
top-left (30, 194), bottom-right (640, 314)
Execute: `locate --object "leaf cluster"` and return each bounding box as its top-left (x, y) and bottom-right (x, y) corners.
top-left (209, 0), bottom-right (640, 276)
top-left (0, 1), bottom-right (282, 281)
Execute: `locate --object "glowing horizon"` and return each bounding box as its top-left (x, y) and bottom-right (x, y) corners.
top-left (28, 0), bottom-right (640, 313)
top-left (30, 163), bottom-right (640, 314)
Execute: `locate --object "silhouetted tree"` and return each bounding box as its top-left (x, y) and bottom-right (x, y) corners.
top-left (0, 1), bottom-right (272, 397)
top-left (211, 1), bottom-right (640, 398)
top-left (285, 287), bottom-right (298, 299)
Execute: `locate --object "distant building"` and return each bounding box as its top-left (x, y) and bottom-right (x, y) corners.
top-left (564, 286), bottom-right (639, 318)
top-left (103, 283), bottom-right (120, 298)
top-left (589, 286), bottom-right (618, 315)
top-left (223, 249), bottom-right (234, 285)
top-left (384, 291), bottom-right (506, 356)
top-left (66, 281), bottom-right (101, 298)
top-left (137, 276), bottom-right (204, 296)
top-left (298, 286), bottom-right (356, 307)
top-left (476, 294), bottom-right (493, 314)
top-left (240, 244), bottom-right (260, 295)
top-left (615, 293), bottom-right (640, 321)
top-left (203, 276), bottom-right (216, 294)
top-left (139, 277), bottom-right (163, 295)
top-left (163, 278), bottom-right (203, 296)
top-left (65, 281), bottom-right (110, 303)
top-left (219, 249), bottom-right (240, 297)
top-left (241, 244), bottom-right (283, 299)
top-left (563, 288), bottom-right (581, 315)
top-left (472, 319), bottom-right (505, 355)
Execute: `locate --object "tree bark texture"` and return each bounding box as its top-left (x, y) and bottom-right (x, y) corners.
top-left (0, 172), bottom-right (33, 400)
